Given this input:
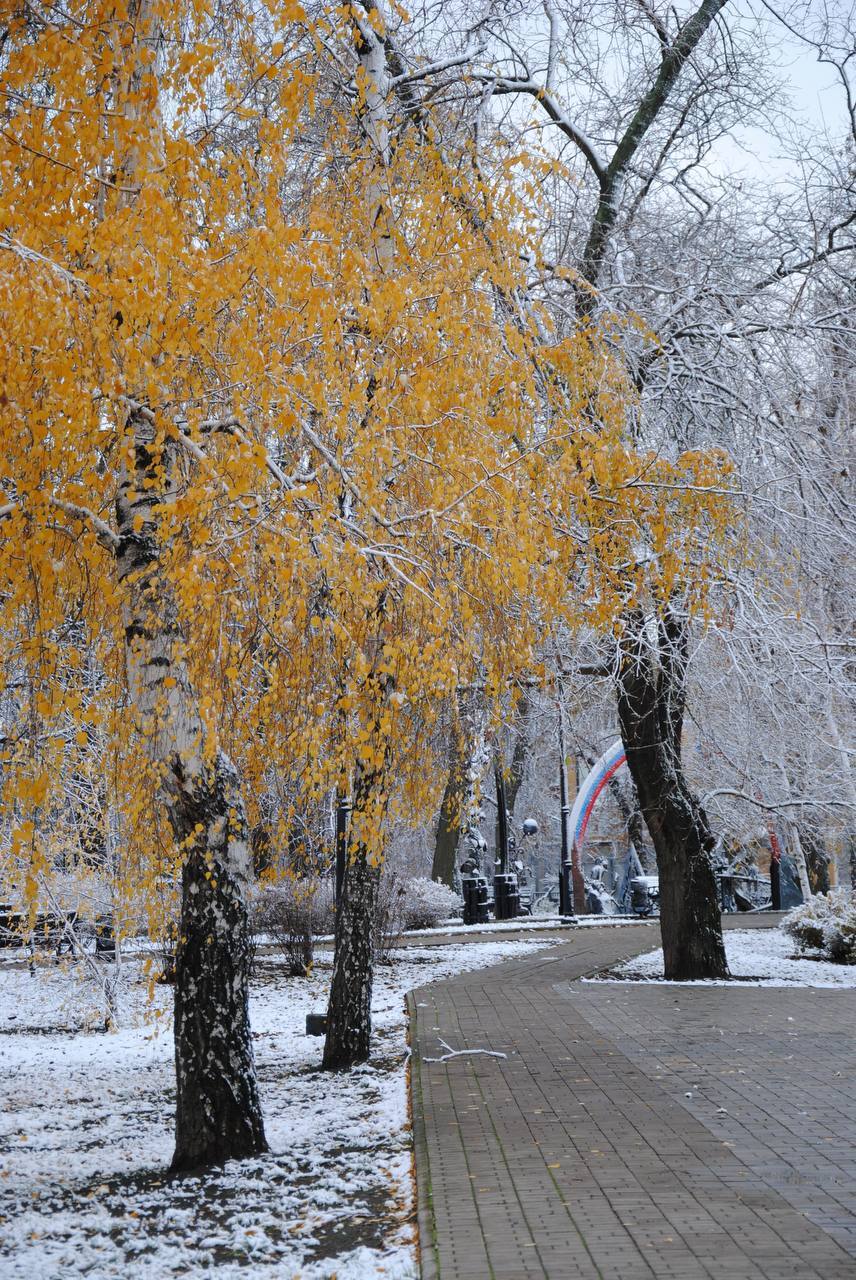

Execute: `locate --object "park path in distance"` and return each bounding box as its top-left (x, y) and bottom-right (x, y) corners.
top-left (409, 917), bottom-right (856, 1279)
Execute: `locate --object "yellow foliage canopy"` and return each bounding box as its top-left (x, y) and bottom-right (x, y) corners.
top-left (0, 0), bottom-right (734, 913)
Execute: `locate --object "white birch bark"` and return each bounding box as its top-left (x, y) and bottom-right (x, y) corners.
top-left (322, 15), bottom-right (395, 1070)
top-left (109, 1), bottom-right (267, 1168)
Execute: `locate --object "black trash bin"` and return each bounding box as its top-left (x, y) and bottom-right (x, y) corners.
top-left (493, 872), bottom-right (520, 921)
top-left (462, 875), bottom-right (491, 925)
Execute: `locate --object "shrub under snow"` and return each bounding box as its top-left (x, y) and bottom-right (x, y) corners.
top-left (374, 875), bottom-right (461, 962)
top-left (824, 900), bottom-right (856, 965)
top-left (401, 877), bottom-right (461, 931)
top-left (783, 889), bottom-right (856, 964)
top-left (251, 878), bottom-right (335, 976)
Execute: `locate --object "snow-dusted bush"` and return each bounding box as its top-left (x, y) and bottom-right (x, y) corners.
top-left (783, 889), bottom-right (856, 962)
top-left (824, 900), bottom-right (856, 965)
top-left (783, 890), bottom-right (840, 951)
top-left (373, 874), bottom-right (461, 962)
top-left (251, 878), bottom-right (335, 976)
top-left (401, 877), bottom-right (461, 931)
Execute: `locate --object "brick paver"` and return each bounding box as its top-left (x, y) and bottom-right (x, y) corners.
top-left (409, 920), bottom-right (856, 1279)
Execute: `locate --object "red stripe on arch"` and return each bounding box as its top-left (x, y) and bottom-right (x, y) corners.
top-left (574, 754), bottom-right (626, 859)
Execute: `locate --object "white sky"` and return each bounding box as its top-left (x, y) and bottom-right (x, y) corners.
top-left (718, 0), bottom-right (853, 181)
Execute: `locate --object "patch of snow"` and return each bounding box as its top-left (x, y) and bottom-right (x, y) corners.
top-left (0, 939), bottom-right (548, 1278)
top-left (585, 927), bottom-right (856, 987)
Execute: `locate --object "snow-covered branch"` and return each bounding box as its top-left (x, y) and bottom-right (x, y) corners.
top-left (424, 1037), bottom-right (508, 1063)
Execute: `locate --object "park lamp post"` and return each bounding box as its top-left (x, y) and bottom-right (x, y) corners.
top-left (557, 710), bottom-right (576, 919)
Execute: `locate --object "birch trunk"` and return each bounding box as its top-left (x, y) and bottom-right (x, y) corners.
top-left (826, 710), bottom-right (856, 889)
top-left (116, 408), bottom-right (267, 1170)
top-left (321, 13), bottom-right (394, 1071)
top-left (323, 749), bottom-right (387, 1070)
top-left (103, 4), bottom-right (268, 1168)
top-left (493, 693), bottom-right (530, 858)
top-left (774, 759), bottom-right (813, 900)
top-left (786, 822), bottom-right (813, 902)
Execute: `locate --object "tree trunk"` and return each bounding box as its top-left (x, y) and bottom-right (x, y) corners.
top-left (431, 732), bottom-right (466, 888)
top-left (786, 822), bottom-right (814, 901)
top-left (323, 756), bottom-right (385, 1070)
top-left (432, 689), bottom-right (487, 887)
top-left (612, 774), bottom-right (655, 873)
top-left (505, 691), bottom-right (530, 818)
top-left (617, 606), bottom-right (728, 980)
top-left (799, 824), bottom-right (831, 894)
top-left (117, 406), bottom-right (267, 1171)
top-left (493, 693), bottom-right (530, 858)
top-left (322, 16), bottom-right (395, 1073)
top-left (825, 710), bottom-right (856, 889)
top-left (171, 754), bottom-right (267, 1171)
top-left (775, 761), bottom-right (813, 901)
top-left (494, 760), bottom-right (509, 874)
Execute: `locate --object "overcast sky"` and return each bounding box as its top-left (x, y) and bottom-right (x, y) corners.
top-left (721, 0), bottom-right (853, 181)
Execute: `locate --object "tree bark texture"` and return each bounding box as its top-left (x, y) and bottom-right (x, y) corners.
top-left (431, 690), bottom-right (487, 886)
top-left (617, 606), bottom-right (728, 980)
top-left (493, 693), bottom-right (530, 857)
top-left (321, 15), bottom-right (395, 1073)
top-left (825, 711), bottom-right (856, 889)
top-left (431, 730), bottom-right (466, 888)
top-left (799, 824), bottom-right (831, 894)
top-left (116, 407), bottom-right (267, 1170)
top-left (170, 755), bottom-right (267, 1171)
top-left (323, 754), bottom-right (385, 1070)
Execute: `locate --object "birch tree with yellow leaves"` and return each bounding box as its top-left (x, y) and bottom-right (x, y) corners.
top-left (0, 0), bottom-right (736, 1168)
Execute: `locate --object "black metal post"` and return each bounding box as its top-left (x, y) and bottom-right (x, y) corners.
top-left (494, 763), bottom-right (509, 875)
top-left (558, 708), bottom-right (575, 917)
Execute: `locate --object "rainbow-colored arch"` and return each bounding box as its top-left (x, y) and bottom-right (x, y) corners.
top-left (569, 739), bottom-right (627, 861)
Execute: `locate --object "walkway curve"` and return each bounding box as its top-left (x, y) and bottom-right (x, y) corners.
top-left (409, 919), bottom-right (856, 1280)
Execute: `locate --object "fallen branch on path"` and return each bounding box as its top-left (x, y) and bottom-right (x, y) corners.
top-left (424, 1037), bottom-right (508, 1063)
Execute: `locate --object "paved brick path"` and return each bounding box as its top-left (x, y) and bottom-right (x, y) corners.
top-left (409, 920), bottom-right (856, 1279)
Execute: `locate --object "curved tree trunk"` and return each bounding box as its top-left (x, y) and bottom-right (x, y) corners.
top-left (825, 710), bottom-right (856, 889)
top-left (505, 691), bottom-right (530, 818)
top-left (117, 407), bottom-right (267, 1171)
top-left (617, 605), bottom-right (728, 980)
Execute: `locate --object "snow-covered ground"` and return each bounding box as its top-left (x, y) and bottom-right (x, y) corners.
top-left (588, 926), bottom-right (856, 987)
top-left (0, 939), bottom-right (549, 1279)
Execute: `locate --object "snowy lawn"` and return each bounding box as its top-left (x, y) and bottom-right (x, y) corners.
top-left (0, 939), bottom-right (549, 1278)
top-left (587, 925), bottom-right (856, 987)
